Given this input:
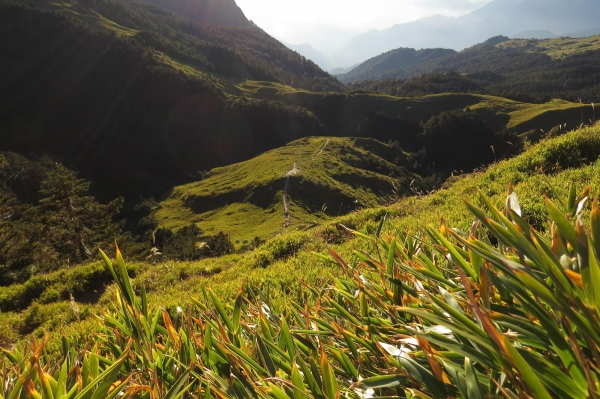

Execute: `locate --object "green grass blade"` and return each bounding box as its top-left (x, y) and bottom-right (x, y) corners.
top-left (207, 288), bottom-right (234, 332)
top-left (354, 375), bottom-right (407, 389)
top-left (430, 228), bottom-right (477, 279)
top-left (590, 243), bottom-right (600, 314)
top-left (319, 346), bottom-right (338, 399)
top-left (281, 317), bottom-right (296, 360)
top-left (503, 337), bottom-right (552, 399)
top-left (546, 197), bottom-right (577, 247)
top-left (224, 343), bottom-right (268, 375)
top-left (398, 354), bottom-right (446, 398)
top-left (465, 358), bottom-right (485, 399)
top-left (163, 368), bottom-right (192, 399)
top-left (592, 199), bottom-right (600, 258)
top-left (115, 247), bottom-right (136, 307)
top-left (291, 362), bottom-right (308, 399)
top-left (517, 348), bottom-right (586, 399)
top-left (75, 349), bottom-right (128, 399)
top-left (232, 286), bottom-right (244, 335)
top-left (386, 237), bottom-right (396, 276)
top-left (256, 334), bottom-right (276, 377)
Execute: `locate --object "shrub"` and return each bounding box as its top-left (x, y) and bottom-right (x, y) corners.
top-left (39, 287), bottom-right (60, 304)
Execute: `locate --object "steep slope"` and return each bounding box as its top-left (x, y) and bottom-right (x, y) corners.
top-left (141, 0), bottom-right (251, 27)
top-left (332, 0), bottom-right (600, 67)
top-left (0, 0), bottom-right (343, 198)
top-left (155, 137), bottom-right (420, 244)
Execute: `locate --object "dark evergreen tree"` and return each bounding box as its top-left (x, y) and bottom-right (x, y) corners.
top-left (420, 109), bottom-right (495, 172)
top-left (159, 224), bottom-right (204, 260)
top-left (203, 232), bottom-right (234, 257)
top-left (38, 164), bottom-right (123, 263)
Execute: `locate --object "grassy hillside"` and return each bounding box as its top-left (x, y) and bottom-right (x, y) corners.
top-left (3, 123), bottom-right (600, 350)
top-left (151, 90), bottom-right (592, 248)
top-left (1, 0), bottom-right (596, 202)
top-left (156, 137), bottom-right (419, 246)
top-left (7, 0), bottom-right (341, 92)
top-left (497, 34), bottom-right (600, 59)
top-left (141, 0), bottom-right (251, 27)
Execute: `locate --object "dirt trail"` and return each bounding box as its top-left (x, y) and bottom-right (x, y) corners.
top-left (283, 137), bottom-right (328, 223)
top-left (283, 162), bottom-right (299, 219)
top-left (312, 138), bottom-right (330, 159)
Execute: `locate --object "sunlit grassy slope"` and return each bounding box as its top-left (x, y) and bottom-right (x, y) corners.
top-left (3, 124), bottom-right (600, 348)
top-left (155, 136), bottom-right (418, 246)
top-left (236, 81), bottom-right (592, 135)
top-left (155, 91), bottom-right (594, 247)
top-left (145, 123), bottom-right (600, 312)
top-left (497, 34), bottom-right (600, 59)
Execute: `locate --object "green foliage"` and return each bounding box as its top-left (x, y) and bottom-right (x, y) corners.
top-left (0, 156), bottom-right (126, 285)
top-left (203, 232), bottom-right (235, 258)
top-left (420, 109), bottom-right (493, 171)
top-left (3, 123), bottom-right (600, 349)
top-left (349, 71), bottom-right (484, 96)
top-left (39, 163), bottom-right (124, 263)
top-left (155, 225), bottom-right (234, 260)
top-left (5, 183), bottom-right (600, 398)
top-left (155, 224), bottom-right (203, 260)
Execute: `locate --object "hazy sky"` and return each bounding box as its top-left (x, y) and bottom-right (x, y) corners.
top-left (235, 0), bottom-right (490, 53)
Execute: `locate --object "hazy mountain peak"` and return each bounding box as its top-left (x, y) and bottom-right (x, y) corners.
top-left (330, 0), bottom-right (600, 68)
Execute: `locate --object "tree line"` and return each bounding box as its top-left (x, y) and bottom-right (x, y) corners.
top-left (0, 153), bottom-right (235, 286)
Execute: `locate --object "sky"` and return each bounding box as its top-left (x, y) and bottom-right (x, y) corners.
top-left (235, 0), bottom-right (490, 54)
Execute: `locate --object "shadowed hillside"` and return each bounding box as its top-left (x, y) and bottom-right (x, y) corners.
top-left (141, 0), bottom-right (251, 27)
top-left (337, 47), bottom-right (456, 83)
top-left (0, 0), bottom-right (342, 198)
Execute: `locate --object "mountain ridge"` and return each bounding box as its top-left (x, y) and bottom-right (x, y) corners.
top-left (330, 0), bottom-right (600, 68)
top-left (140, 0), bottom-right (251, 27)
top-left (341, 34), bottom-right (600, 103)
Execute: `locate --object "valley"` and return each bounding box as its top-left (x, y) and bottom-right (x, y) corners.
top-left (1, 0), bottom-right (600, 397)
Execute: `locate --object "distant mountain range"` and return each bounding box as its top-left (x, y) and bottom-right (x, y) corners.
top-left (342, 34), bottom-right (600, 104)
top-left (318, 0), bottom-right (600, 68)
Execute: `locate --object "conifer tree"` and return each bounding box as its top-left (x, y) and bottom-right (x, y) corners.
top-left (38, 163), bottom-right (123, 263)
